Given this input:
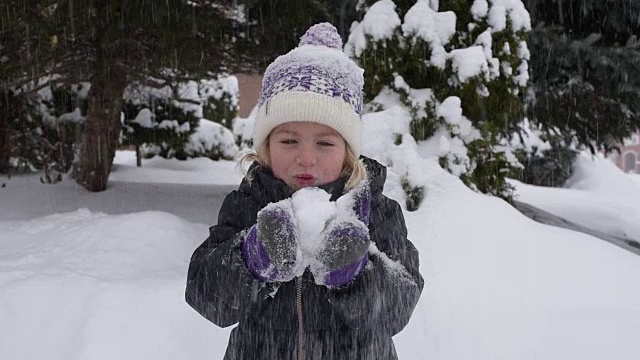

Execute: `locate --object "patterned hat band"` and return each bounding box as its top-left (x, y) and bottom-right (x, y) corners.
top-left (258, 64), bottom-right (363, 117)
top-left (253, 91), bottom-right (362, 156)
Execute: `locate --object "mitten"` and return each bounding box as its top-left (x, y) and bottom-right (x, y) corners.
top-left (312, 181), bottom-right (371, 286)
top-left (241, 199), bottom-right (301, 282)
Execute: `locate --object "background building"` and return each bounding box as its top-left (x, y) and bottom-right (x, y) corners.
top-left (235, 73), bottom-right (263, 118)
top-left (611, 132), bottom-right (640, 173)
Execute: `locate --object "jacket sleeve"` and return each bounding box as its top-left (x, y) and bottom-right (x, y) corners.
top-left (325, 194), bottom-right (424, 336)
top-left (185, 190), bottom-right (272, 327)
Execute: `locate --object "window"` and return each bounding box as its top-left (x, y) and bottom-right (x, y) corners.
top-left (624, 152), bottom-right (637, 173)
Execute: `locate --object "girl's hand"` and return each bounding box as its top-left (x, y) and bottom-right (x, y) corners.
top-left (312, 182), bottom-right (371, 286)
top-left (241, 199), bottom-right (301, 282)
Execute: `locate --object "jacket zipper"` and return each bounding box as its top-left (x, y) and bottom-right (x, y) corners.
top-left (296, 276), bottom-right (305, 360)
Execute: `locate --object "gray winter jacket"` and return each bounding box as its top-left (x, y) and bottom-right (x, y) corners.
top-left (185, 156), bottom-right (424, 359)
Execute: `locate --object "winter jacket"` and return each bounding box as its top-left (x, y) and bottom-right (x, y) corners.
top-left (185, 156), bottom-right (424, 360)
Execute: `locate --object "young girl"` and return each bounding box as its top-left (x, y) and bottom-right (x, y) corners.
top-left (186, 23), bottom-right (424, 360)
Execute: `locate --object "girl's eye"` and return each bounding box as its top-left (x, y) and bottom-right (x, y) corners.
top-left (318, 141), bottom-right (334, 147)
top-left (280, 139), bottom-right (297, 145)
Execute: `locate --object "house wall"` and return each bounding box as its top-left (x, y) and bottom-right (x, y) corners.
top-left (235, 73), bottom-right (263, 118)
top-left (613, 132), bottom-right (640, 173)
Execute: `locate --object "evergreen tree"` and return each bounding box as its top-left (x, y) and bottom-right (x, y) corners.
top-left (0, 0), bottom-right (243, 192)
top-left (0, 83), bottom-right (88, 182)
top-left (0, 1), bottom-right (364, 191)
top-left (121, 75), bottom-right (239, 165)
top-left (232, 0), bottom-right (360, 71)
top-left (522, 0), bottom-right (640, 185)
top-left (347, 0), bottom-right (530, 201)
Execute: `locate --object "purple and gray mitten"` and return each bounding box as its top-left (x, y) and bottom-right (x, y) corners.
top-left (241, 199), bottom-right (300, 282)
top-left (312, 182), bottom-right (371, 286)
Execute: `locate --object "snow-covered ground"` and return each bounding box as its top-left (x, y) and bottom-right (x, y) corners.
top-left (1, 149), bottom-right (640, 360)
top-left (0, 153), bottom-right (241, 224)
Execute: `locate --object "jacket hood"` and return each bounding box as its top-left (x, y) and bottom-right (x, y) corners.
top-left (361, 156), bottom-right (386, 196)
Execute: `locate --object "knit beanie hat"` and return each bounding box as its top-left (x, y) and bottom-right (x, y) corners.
top-left (252, 22), bottom-right (365, 157)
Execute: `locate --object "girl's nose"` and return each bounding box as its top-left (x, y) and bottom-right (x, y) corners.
top-left (296, 144), bottom-right (317, 167)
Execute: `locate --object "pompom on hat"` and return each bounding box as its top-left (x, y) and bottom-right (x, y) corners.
top-left (252, 22), bottom-right (365, 157)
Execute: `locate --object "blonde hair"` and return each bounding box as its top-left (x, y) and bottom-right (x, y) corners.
top-left (241, 136), bottom-right (367, 193)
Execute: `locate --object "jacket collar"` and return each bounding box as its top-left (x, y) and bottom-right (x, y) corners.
top-left (361, 156), bottom-right (386, 196)
top-left (243, 155), bottom-right (387, 203)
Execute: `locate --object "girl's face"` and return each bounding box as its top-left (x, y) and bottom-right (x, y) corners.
top-left (268, 121), bottom-right (347, 191)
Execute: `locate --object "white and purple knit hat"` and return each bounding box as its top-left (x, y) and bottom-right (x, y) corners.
top-left (252, 22), bottom-right (365, 157)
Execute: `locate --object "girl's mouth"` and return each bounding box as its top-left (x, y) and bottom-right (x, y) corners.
top-left (295, 174), bottom-right (315, 186)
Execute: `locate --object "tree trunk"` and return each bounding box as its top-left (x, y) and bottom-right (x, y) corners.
top-left (0, 91), bottom-right (15, 174)
top-left (75, 49), bottom-right (126, 191)
top-left (136, 144), bottom-right (141, 167)
top-left (0, 110), bottom-right (10, 174)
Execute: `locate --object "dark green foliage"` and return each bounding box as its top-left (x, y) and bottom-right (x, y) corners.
top-left (200, 80), bottom-right (238, 129)
top-left (527, 28), bottom-right (640, 151)
top-left (203, 94), bottom-right (237, 129)
top-left (0, 0), bottom-right (244, 86)
top-left (526, 0), bottom-right (640, 44)
top-left (516, 147), bottom-right (577, 187)
top-left (0, 0), bottom-right (364, 191)
top-left (518, 0), bottom-right (640, 186)
top-left (461, 139), bottom-right (517, 200)
top-left (38, 86), bottom-right (86, 183)
top-left (0, 85), bottom-right (86, 182)
top-left (408, 107), bottom-right (440, 142)
top-left (392, 82), bottom-right (441, 142)
top-left (0, 90), bottom-right (37, 174)
top-left (188, 141), bottom-right (230, 161)
top-left (394, 133), bottom-right (403, 145)
top-left (514, 132), bottom-right (578, 187)
top-left (358, 35), bottom-right (404, 103)
top-left (1, 0), bottom-right (253, 191)
top-left (233, 0), bottom-right (359, 71)
top-left (352, 0), bottom-right (529, 199)
top-left (122, 99), bottom-right (199, 161)
top-left (401, 175), bottom-right (425, 211)
top-left (441, 10), bottom-right (527, 139)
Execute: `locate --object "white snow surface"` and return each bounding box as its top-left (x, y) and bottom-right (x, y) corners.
top-left (132, 108), bottom-right (155, 128)
top-left (185, 119), bottom-right (239, 159)
top-left (402, 1), bottom-right (456, 54)
top-left (109, 150), bottom-right (243, 185)
top-left (345, 0), bottom-right (401, 57)
top-left (450, 46), bottom-right (490, 83)
top-left (2, 144), bottom-right (640, 359)
top-left (504, 117), bottom-right (552, 157)
top-left (487, 0), bottom-right (531, 32)
top-left (471, 0), bottom-right (489, 19)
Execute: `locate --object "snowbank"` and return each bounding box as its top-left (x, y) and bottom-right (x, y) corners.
top-left (0, 210), bottom-right (229, 360)
top-left (110, 150), bottom-right (244, 185)
top-left (396, 159), bottom-right (640, 360)
top-left (512, 152), bottom-right (640, 241)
